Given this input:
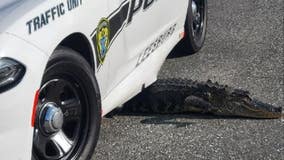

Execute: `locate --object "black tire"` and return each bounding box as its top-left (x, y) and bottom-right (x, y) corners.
top-left (173, 0), bottom-right (207, 55)
top-left (32, 47), bottom-right (101, 160)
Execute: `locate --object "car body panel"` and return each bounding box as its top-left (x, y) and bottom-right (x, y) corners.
top-left (0, 33), bottom-right (48, 159)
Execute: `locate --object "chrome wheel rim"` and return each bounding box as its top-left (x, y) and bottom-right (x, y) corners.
top-left (33, 78), bottom-right (88, 160)
top-left (191, 0), bottom-right (205, 40)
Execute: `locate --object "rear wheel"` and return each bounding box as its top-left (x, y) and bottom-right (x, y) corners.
top-left (32, 47), bottom-right (101, 160)
top-left (174, 0), bottom-right (207, 55)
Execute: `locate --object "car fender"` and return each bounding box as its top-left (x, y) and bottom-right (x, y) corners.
top-left (0, 32), bottom-right (48, 160)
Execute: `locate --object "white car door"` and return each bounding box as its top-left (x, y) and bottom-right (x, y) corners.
top-left (104, 0), bottom-right (188, 96)
top-left (124, 0), bottom-right (161, 67)
top-left (104, 0), bottom-right (133, 95)
top-left (123, 0), bottom-right (188, 69)
top-left (106, 0), bottom-right (162, 94)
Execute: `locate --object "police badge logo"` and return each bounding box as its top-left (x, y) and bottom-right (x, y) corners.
top-left (96, 18), bottom-right (110, 65)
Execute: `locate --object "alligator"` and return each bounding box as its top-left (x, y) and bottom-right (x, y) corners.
top-left (123, 78), bottom-right (282, 119)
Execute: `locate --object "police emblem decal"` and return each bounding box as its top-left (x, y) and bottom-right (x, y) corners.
top-left (96, 18), bottom-right (110, 65)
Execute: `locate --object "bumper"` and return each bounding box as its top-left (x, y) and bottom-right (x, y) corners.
top-left (0, 33), bottom-right (48, 160)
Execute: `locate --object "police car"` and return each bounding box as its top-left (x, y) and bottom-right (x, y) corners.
top-left (0, 0), bottom-right (207, 159)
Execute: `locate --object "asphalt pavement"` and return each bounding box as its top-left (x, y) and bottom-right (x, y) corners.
top-left (93, 0), bottom-right (284, 159)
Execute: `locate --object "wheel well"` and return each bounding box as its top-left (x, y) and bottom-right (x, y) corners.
top-left (59, 33), bottom-right (95, 70)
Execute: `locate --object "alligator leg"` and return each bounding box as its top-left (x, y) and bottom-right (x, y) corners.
top-left (123, 79), bottom-right (282, 119)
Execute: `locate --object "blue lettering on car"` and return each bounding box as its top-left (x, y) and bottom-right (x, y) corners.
top-left (26, 0), bottom-right (83, 34)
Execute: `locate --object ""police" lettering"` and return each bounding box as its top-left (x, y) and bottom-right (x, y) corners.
top-left (128, 0), bottom-right (157, 24)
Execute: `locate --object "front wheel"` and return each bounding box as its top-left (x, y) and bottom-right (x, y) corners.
top-left (32, 47), bottom-right (101, 160)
